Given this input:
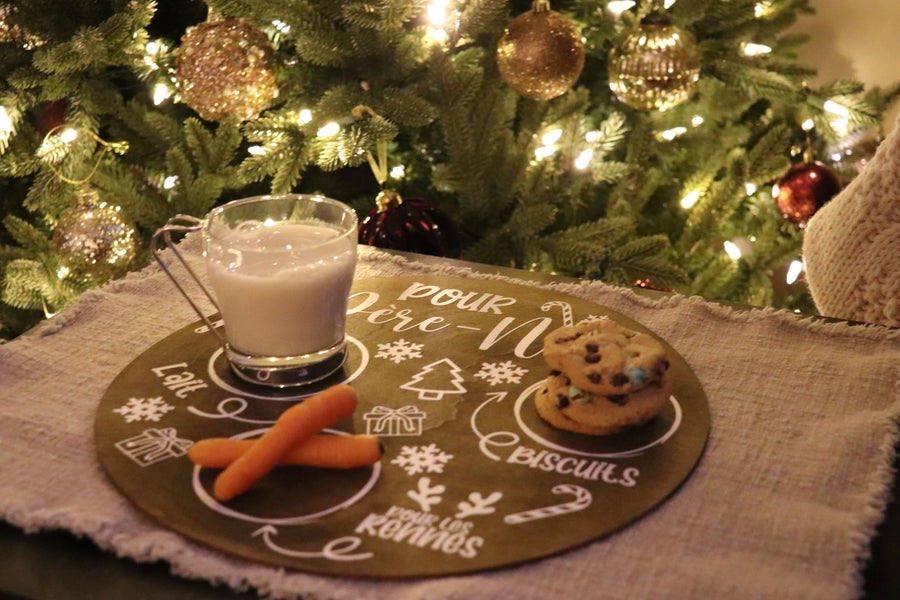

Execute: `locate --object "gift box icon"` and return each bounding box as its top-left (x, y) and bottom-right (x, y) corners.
top-left (364, 405), bottom-right (426, 436)
top-left (116, 427), bottom-right (194, 466)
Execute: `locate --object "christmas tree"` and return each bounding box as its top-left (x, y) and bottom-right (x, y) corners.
top-left (0, 0), bottom-right (896, 339)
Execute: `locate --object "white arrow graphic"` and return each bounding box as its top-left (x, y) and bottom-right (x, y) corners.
top-left (252, 525), bottom-right (373, 561)
top-left (470, 392), bottom-right (520, 461)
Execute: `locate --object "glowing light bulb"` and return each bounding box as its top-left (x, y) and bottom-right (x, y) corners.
top-left (575, 149), bottom-right (593, 170)
top-left (317, 122), bottom-right (340, 137)
top-left (152, 83), bottom-right (170, 105)
top-left (534, 146), bottom-right (556, 160)
top-left (786, 260), bottom-right (803, 285)
top-left (742, 42), bottom-right (771, 56)
top-left (823, 100), bottom-right (849, 118)
top-left (723, 240), bottom-right (741, 260)
top-left (801, 119), bottom-right (815, 131)
top-left (390, 164), bottom-right (406, 178)
top-left (248, 146), bottom-right (266, 156)
top-left (607, 1), bottom-right (636, 14)
top-left (745, 183), bottom-right (757, 196)
top-left (542, 128), bottom-right (563, 145)
top-left (661, 127), bottom-right (687, 141)
top-left (163, 175), bottom-right (178, 189)
top-left (691, 115), bottom-right (704, 127)
top-left (0, 106), bottom-right (11, 136)
top-left (60, 128), bottom-right (78, 143)
top-left (146, 41), bottom-right (160, 54)
top-left (585, 130), bottom-right (601, 143)
top-left (681, 190), bottom-right (700, 209)
top-left (427, 2), bottom-right (447, 26)
top-left (428, 27), bottom-right (448, 43)
top-left (298, 109), bottom-right (312, 125)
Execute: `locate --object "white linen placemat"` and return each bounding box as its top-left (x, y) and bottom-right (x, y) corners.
top-left (1, 243), bottom-right (898, 600)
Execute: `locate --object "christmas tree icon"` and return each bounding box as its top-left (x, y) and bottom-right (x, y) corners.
top-left (400, 359), bottom-right (467, 401)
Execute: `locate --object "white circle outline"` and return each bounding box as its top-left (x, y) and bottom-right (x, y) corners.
top-left (513, 381), bottom-right (683, 458)
top-left (191, 427), bottom-right (381, 525)
top-left (206, 335), bottom-right (369, 400)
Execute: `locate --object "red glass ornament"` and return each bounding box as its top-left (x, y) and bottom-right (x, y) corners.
top-left (773, 161), bottom-right (841, 227)
top-left (358, 190), bottom-right (461, 258)
top-left (35, 99), bottom-right (69, 139)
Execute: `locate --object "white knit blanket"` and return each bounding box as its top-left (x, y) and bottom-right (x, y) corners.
top-left (1, 245), bottom-right (898, 600)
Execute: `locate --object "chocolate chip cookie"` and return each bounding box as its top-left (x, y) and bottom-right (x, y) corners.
top-left (541, 318), bottom-right (669, 396)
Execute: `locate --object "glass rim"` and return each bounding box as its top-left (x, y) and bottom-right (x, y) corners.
top-left (204, 193), bottom-right (358, 248)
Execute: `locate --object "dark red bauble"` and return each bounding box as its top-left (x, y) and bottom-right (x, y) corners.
top-left (358, 190), bottom-right (461, 258)
top-left (35, 99), bottom-right (69, 139)
top-left (773, 161), bottom-right (841, 227)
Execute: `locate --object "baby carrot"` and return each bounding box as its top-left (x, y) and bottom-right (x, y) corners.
top-left (188, 434), bottom-right (382, 469)
top-left (212, 383), bottom-right (358, 501)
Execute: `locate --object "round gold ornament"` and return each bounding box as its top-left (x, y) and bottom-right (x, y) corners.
top-left (175, 19), bottom-right (278, 122)
top-left (53, 188), bottom-right (137, 282)
top-left (496, 1), bottom-right (585, 101)
top-left (608, 11), bottom-right (700, 111)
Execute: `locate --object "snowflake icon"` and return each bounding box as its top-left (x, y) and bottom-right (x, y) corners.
top-left (375, 338), bottom-right (424, 364)
top-left (391, 443), bottom-right (454, 476)
top-left (474, 360), bottom-right (529, 386)
top-left (113, 397), bottom-right (175, 423)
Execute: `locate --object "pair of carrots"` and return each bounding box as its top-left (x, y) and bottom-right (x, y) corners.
top-left (187, 384), bottom-right (381, 501)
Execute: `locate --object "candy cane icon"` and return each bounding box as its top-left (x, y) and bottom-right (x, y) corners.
top-left (504, 484), bottom-right (592, 525)
top-left (541, 301), bottom-right (574, 326)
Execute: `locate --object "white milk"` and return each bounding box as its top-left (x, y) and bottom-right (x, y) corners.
top-left (206, 222), bottom-right (356, 358)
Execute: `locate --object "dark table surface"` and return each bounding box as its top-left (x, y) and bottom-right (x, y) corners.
top-left (1, 252), bottom-right (897, 600)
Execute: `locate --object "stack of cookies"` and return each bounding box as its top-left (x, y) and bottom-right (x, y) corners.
top-left (535, 318), bottom-right (672, 435)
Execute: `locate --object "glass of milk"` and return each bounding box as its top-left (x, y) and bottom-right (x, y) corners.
top-left (151, 194), bottom-right (358, 387)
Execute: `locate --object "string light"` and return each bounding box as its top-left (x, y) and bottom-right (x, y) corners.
top-left (691, 115), bottom-right (704, 127)
top-left (59, 128), bottom-right (78, 143)
top-left (607, 1), bottom-right (635, 14)
top-left (542, 128), bottom-right (563, 145)
top-left (425, 0), bottom-right (452, 43)
top-left (755, 1), bottom-right (773, 17)
top-left (163, 175), bottom-right (178, 189)
top-left (585, 130), bottom-right (601, 143)
top-left (0, 106), bottom-right (12, 136)
top-left (801, 119), bottom-right (815, 131)
top-left (534, 145), bottom-right (556, 160)
top-left (681, 190), bottom-right (700, 209)
top-left (742, 42), bottom-right (771, 56)
top-left (723, 240), bottom-right (741, 260)
top-left (745, 183), bottom-right (757, 195)
top-left (317, 122), bottom-right (340, 137)
top-left (297, 109), bottom-right (312, 125)
top-left (389, 164), bottom-right (406, 179)
top-left (247, 146), bottom-right (266, 156)
top-left (427, 0), bottom-right (448, 25)
top-left (785, 260), bottom-right (803, 285)
top-left (660, 126), bottom-right (687, 141)
top-left (575, 149), bottom-right (593, 170)
top-left (823, 100), bottom-right (849, 118)
top-left (152, 83), bottom-right (171, 105)
top-left (272, 20), bottom-right (291, 34)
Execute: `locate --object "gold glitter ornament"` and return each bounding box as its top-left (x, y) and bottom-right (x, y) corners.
top-left (175, 19), bottom-right (278, 122)
top-left (496, 1), bottom-right (585, 101)
top-left (52, 188), bottom-right (137, 282)
top-left (608, 11), bottom-right (700, 111)
top-left (0, 4), bottom-right (43, 48)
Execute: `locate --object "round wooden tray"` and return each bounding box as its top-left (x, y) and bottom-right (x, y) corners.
top-left (95, 276), bottom-right (709, 578)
